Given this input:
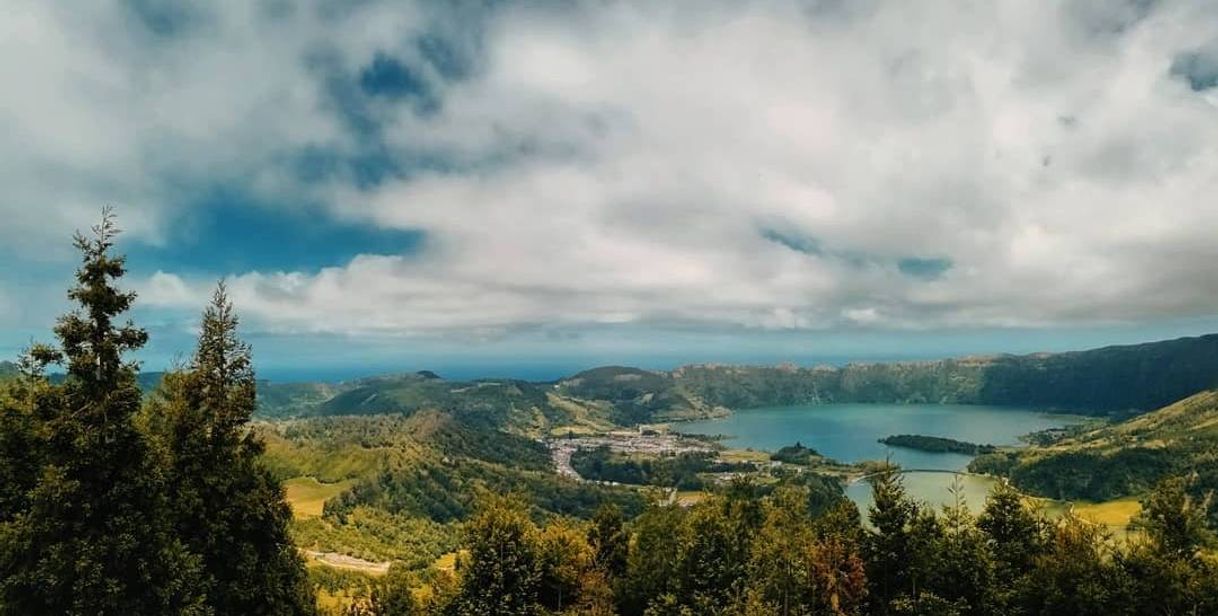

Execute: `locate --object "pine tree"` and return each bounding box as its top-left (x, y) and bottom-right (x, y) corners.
top-left (0, 209), bottom-right (207, 615)
top-left (864, 467), bottom-right (917, 615)
top-left (151, 284), bottom-right (316, 615)
top-left (675, 496), bottom-right (753, 613)
top-left (0, 370), bottom-right (44, 523)
top-left (977, 478), bottom-right (1044, 613)
top-left (927, 478), bottom-right (994, 615)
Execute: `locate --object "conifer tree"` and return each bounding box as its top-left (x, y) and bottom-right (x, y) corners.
top-left (977, 479), bottom-right (1044, 613)
top-left (0, 209), bottom-right (206, 615)
top-left (864, 467), bottom-right (917, 615)
top-left (0, 370), bottom-right (43, 523)
top-left (151, 283), bottom-right (316, 615)
top-left (928, 479), bottom-right (994, 615)
top-left (620, 502), bottom-right (685, 614)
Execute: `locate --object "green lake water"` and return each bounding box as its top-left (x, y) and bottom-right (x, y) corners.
top-left (678, 403), bottom-right (1087, 511)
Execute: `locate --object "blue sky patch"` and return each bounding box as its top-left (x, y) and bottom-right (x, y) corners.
top-left (126, 193), bottom-right (424, 276)
top-left (1171, 49), bottom-right (1218, 91)
top-left (761, 228), bottom-right (824, 256)
top-left (898, 257), bottom-right (952, 280)
top-left (360, 53), bottom-right (430, 101)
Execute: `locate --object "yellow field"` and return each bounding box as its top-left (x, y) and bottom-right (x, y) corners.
top-left (1037, 497), bottom-right (1142, 531)
top-left (283, 477), bottom-right (356, 519)
top-left (675, 490), bottom-right (707, 506)
top-left (1074, 498), bottom-right (1142, 529)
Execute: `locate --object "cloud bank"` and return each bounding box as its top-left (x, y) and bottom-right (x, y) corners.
top-left (6, 0), bottom-right (1218, 340)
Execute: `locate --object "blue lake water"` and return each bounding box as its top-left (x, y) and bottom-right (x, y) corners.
top-left (678, 403), bottom-right (1087, 510)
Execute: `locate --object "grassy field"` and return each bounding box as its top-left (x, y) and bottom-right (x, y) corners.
top-left (719, 448), bottom-right (772, 463)
top-left (675, 490), bottom-right (707, 506)
top-left (1036, 496), bottom-right (1142, 532)
top-left (283, 477), bottom-right (356, 519)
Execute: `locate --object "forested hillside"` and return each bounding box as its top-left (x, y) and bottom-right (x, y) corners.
top-left (970, 389), bottom-right (1218, 524)
top-left (555, 366), bottom-right (725, 424)
top-left (672, 335), bottom-right (1218, 414)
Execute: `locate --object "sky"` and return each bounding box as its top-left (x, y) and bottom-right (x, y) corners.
top-left (3, 0), bottom-right (1218, 381)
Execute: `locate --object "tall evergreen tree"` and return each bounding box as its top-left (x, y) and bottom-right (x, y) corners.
top-left (150, 284), bottom-right (316, 615)
top-left (0, 210), bottom-right (206, 615)
top-left (0, 368), bottom-right (44, 523)
top-left (927, 479), bottom-right (994, 615)
top-left (977, 479), bottom-right (1045, 614)
top-left (864, 468), bottom-right (917, 615)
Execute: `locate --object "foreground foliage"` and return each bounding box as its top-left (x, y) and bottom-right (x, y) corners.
top-left (340, 471), bottom-right (1218, 616)
top-left (0, 213), bottom-right (313, 615)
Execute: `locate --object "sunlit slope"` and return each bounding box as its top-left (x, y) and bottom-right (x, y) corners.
top-left (972, 390), bottom-right (1218, 512)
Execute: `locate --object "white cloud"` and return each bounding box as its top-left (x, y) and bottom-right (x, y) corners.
top-left (9, 0), bottom-right (1218, 336)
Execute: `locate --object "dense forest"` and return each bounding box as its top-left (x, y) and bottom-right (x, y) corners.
top-left (969, 389), bottom-right (1218, 528)
top-left (3, 214), bottom-right (1218, 615)
top-left (670, 337), bottom-right (1218, 414)
top-left (569, 446), bottom-right (752, 490)
top-left (328, 472), bottom-right (1218, 616)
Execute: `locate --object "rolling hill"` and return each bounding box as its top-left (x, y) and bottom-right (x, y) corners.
top-left (671, 334), bottom-right (1218, 414)
top-left (242, 333), bottom-right (1218, 426)
top-left (554, 366), bottom-right (726, 424)
top-left (968, 389), bottom-right (1218, 524)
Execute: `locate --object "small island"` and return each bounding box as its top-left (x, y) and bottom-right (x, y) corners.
top-left (879, 434), bottom-right (996, 455)
top-left (770, 442), bottom-right (822, 465)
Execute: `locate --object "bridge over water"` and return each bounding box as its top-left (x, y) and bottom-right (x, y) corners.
top-left (848, 468), bottom-right (990, 485)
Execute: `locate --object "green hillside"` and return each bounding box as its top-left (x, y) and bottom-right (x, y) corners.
top-left (314, 373), bottom-right (578, 434)
top-left (259, 410), bottom-right (646, 566)
top-left (555, 366), bottom-right (725, 424)
top-left (0, 361), bottom-right (16, 381)
top-left (672, 334), bottom-right (1218, 414)
top-left (969, 389), bottom-right (1218, 524)
top-left (256, 380), bottom-right (342, 418)
top-left (247, 333), bottom-right (1218, 426)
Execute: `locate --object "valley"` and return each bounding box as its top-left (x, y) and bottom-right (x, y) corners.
top-left (259, 337), bottom-right (1218, 596)
top-left (11, 328), bottom-right (1218, 613)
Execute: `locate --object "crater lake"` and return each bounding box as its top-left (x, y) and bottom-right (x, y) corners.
top-left (677, 403), bottom-right (1088, 510)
